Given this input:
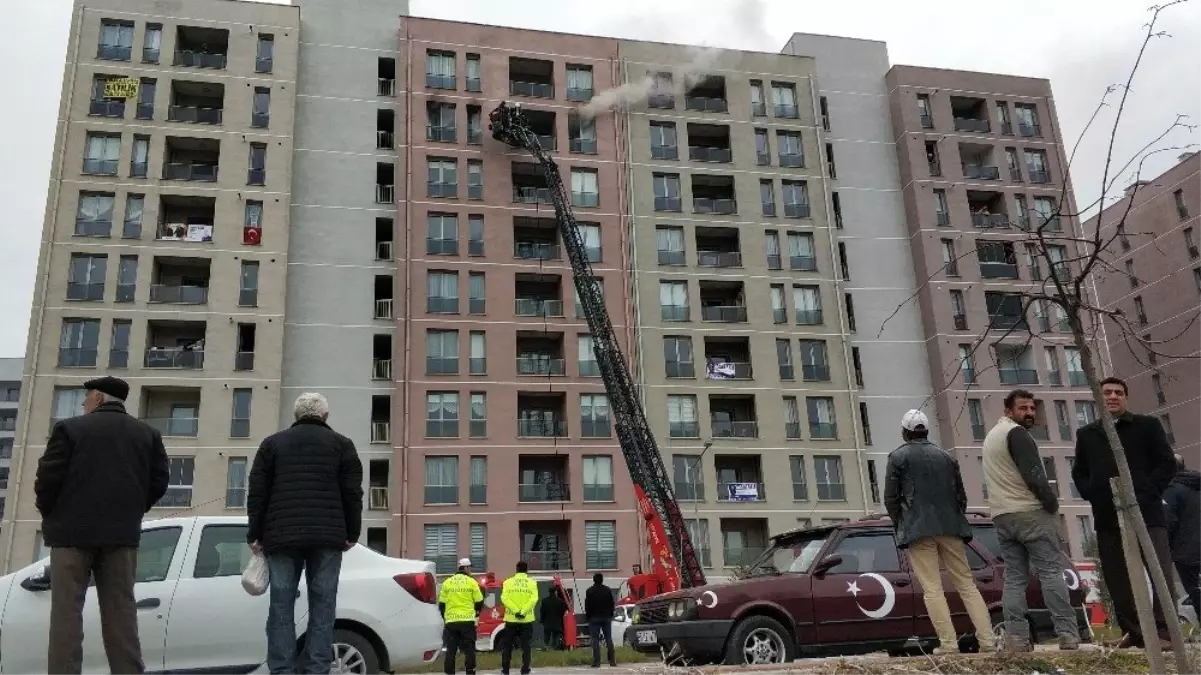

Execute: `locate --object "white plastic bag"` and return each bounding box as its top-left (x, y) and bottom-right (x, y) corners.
top-left (242, 552), bottom-right (270, 596)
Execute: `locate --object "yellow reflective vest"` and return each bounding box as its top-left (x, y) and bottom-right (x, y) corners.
top-left (438, 572), bottom-right (484, 624)
top-left (500, 573), bottom-right (538, 624)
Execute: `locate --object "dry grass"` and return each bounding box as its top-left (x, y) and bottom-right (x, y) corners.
top-left (406, 645), bottom-right (656, 673)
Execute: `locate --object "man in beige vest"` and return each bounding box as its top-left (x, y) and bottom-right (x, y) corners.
top-left (981, 389), bottom-right (1080, 650)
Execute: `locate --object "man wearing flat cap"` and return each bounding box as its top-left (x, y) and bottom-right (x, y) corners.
top-left (35, 376), bottom-right (169, 674)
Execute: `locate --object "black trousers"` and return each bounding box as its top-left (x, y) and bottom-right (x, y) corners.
top-left (500, 622), bottom-right (533, 675)
top-left (1176, 561), bottom-right (1200, 616)
top-left (1096, 526), bottom-right (1176, 643)
top-left (543, 628), bottom-right (563, 649)
top-left (443, 621), bottom-right (477, 675)
top-left (589, 619), bottom-right (616, 667)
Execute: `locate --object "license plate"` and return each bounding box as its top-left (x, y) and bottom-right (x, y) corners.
top-left (636, 629), bottom-right (657, 646)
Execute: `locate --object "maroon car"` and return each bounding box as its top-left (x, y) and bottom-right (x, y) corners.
top-left (626, 515), bottom-right (1091, 665)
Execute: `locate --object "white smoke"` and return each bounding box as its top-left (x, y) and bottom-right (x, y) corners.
top-left (577, 0), bottom-right (771, 121)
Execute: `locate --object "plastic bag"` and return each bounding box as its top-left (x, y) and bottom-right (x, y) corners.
top-left (242, 552), bottom-right (270, 596)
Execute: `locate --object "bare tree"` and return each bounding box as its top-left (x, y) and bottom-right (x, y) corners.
top-left (880, 2), bottom-right (1198, 671)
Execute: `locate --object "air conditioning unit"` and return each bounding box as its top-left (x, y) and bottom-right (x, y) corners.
top-left (374, 299), bottom-right (394, 319)
top-left (370, 421), bottom-right (391, 444)
top-left (376, 241), bottom-right (394, 260)
top-left (242, 226), bottom-right (262, 246)
top-left (369, 487), bottom-right (389, 510)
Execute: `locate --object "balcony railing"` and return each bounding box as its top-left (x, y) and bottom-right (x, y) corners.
top-left (785, 422), bottom-right (802, 439)
top-left (795, 309), bottom-right (823, 325)
top-left (368, 487), bottom-right (389, 510)
top-left (655, 196), bottom-right (682, 212)
top-left (255, 56), bottom-right (272, 73)
top-left (998, 368), bottom-right (1039, 385)
top-left (173, 50), bottom-right (227, 69)
top-left (779, 153), bottom-right (804, 168)
top-left (59, 348), bottom-right (98, 367)
top-left (648, 93), bottom-right (675, 109)
top-left (751, 101), bottom-right (766, 116)
top-left (802, 364), bottom-right (830, 381)
top-left (570, 138), bottom-right (597, 154)
top-left (377, 131), bottom-right (395, 149)
top-left (567, 86), bottom-right (593, 102)
top-left (711, 421), bottom-right (758, 438)
top-left (163, 163), bottom-right (218, 182)
top-left (98, 44), bottom-right (132, 61)
top-left (651, 145), bottom-right (679, 160)
top-left (954, 314), bottom-right (968, 330)
top-left (167, 105), bottom-right (223, 124)
top-left (509, 80), bottom-right (553, 98)
top-left (685, 96), bottom-right (728, 113)
top-left (426, 74), bottom-right (456, 90)
top-left (665, 362), bottom-right (694, 379)
top-left (89, 99), bottom-right (125, 117)
top-left (701, 305), bottom-right (747, 322)
top-left (928, 160), bottom-right (942, 177)
top-left (1069, 371), bottom-right (1088, 387)
top-left (583, 483), bottom-right (614, 502)
top-left (809, 422), bottom-right (838, 439)
top-left (693, 198), bottom-right (736, 215)
top-left (427, 182), bottom-right (456, 199)
top-left (82, 158), bottom-right (118, 175)
top-left (371, 421), bottom-right (391, 443)
top-left (963, 165), bottom-right (1000, 180)
top-left (953, 117), bottom-right (990, 133)
top-left (696, 251), bottom-right (742, 268)
top-left (1019, 122), bottom-right (1042, 137)
top-left (784, 203), bottom-right (811, 219)
top-left (515, 299), bottom-right (564, 317)
top-left (465, 77), bottom-right (481, 92)
top-left (424, 484), bottom-right (457, 505)
top-left (789, 255), bottom-right (817, 271)
top-left (426, 356), bottom-right (458, 375)
top-left (376, 241), bottom-right (394, 261)
top-left (516, 357), bottom-right (566, 376)
top-left (766, 254), bottom-right (782, 270)
top-left (514, 187), bottom-right (554, 204)
top-left (572, 192), bottom-right (599, 207)
top-left (149, 284), bottom-right (208, 304)
top-left (427, 237), bottom-right (459, 255)
top-left (669, 421), bottom-right (700, 438)
top-left (145, 348), bottom-right (204, 369)
top-left (521, 550), bottom-right (572, 572)
top-left (66, 282), bottom-right (105, 301)
top-left (518, 481), bottom-right (571, 502)
top-left (772, 308), bottom-right (787, 324)
top-left (425, 296), bottom-right (457, 314)
top-left (109, 348), bottom-right (129, 368)
top-left (142, 417), bottom-right (199, 437)
top-left (658, 249), bottom-right (685, 265)
top-left (972, 213), bottom-right (1009, 228)
top-left (426, 125), bottom-right (456, 142)
top-left (376, 185), bottom-right (396, 203)
top-left (919, 114), bottom-right (934, 129)
top-left (579, 360), bottom-right (601, 377)
top-left (1029, 170), bottom-right (1050, 184)
top-left (775, 104), bottom-right (798, 118)
top-left (375, 298), bottom-right (394, 319)
top-left (717, 482), bottom-right (766, 500)
top-left (517, 418), bottom-right (568, 438)
top-left (689, 146), bottom-right (732, 163)
top-left (989, 314), bottom-right (1028, 330)
top-left (236, 351), bottom-right (255, 371)
top-left (378, 78), bottom-right (396, 96)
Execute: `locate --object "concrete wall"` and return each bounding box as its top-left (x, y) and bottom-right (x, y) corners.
top-left (0, 359), bottom-right (21, 526)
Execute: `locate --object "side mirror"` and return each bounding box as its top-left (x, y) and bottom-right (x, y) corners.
top-left (21, 567), bottom-right (51, 592)
top-left (812, 555), bottom-right (843, 577)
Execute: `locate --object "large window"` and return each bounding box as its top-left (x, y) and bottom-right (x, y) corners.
top-left (585, 521), bottom-right (617, 569)
top-left (580, 394), bottom-right (611, 438)
top-left (806, 397), bottom-right (837, 439)
top-left (814, 455), bottom-right (845, 500)
top-left (571, 169), bottom-right (600, 207)
top-left (426, 329), bottom-right (460, 375)
top-left (659, 281), bottom-right (689, 322)
top-left (59, 319), bottom-right (100, 367)
top-left (424, 524), bottom-right (458, 574)
top-left (426, 392), bottom-right (460, 437)
top-left (668, 395), bottom-right (699, 438)
top-left (157, 457), bottom-right (195, 508)
top-left (427, 271), bottom-right (459, 313)
top-left (225, 457), bottom-right (248, 508)
top-left (424, 456), bottom-right (459, 504)
top-left (583, 456), bottom-right (614, 502)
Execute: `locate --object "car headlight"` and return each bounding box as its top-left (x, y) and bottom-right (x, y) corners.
top-left (631, 607), bottom-right (640, 624)
top-left (668, 598), bottom-right (698, 620)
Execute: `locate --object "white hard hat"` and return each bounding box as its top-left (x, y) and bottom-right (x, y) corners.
top-left (458, 558), bottom-right (472, 568)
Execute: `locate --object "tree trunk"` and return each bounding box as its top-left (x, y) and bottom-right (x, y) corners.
top-left (1113, 479), bottom-right (1165, 674)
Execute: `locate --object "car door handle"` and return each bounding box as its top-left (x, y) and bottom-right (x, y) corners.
top-left (895, 579), bottom-right (911, 587)
top-left (136, 598), bottom-right (161, 609)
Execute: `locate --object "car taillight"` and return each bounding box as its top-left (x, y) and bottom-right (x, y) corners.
top-left (395, 572), bottom-right (437, 604)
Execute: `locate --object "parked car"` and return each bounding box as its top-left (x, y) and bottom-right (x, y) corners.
top-left (0, 516), bottom-right (443, 674)
top-left (626, 514), bottom-right (1091, 665)
top-left (611, 604), bottom-right (635, 646)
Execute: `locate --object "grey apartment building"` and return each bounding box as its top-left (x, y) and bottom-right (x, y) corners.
top-left (3, 0), bottom-right (1099, 575)
top-left (1087, 152), bottom-right (1200, 467)
top-left (0, 359), bottom-right (21, 527)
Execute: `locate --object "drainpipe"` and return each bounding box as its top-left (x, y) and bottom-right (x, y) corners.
top-left (806, 74), bottom-right (871, 517)
top-left (398, 20), bottom-right (415, 557)
top-left (2, 5), bottom-right (85, 573)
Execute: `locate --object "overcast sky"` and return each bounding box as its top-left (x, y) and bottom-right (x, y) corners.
top-left (0, 0), bottom-right (1196, 357)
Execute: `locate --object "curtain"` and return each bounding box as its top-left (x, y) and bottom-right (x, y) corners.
top-left (660, 282), bottom-right (686, 306)
top-left (776, 339), bottom-right (792, 366)
top-left (470, 332), bottom-right (484, 358)
top-left (800, 340), bottom-right (825, 366)
top-left (425, 457), bottom-right (458, 486)
top-left (793, 287), bottom-right (820, 312)
top-left (567, 68), bottom-right (593, 90)
top-left (656, 227), bottom-right (683, 252)
top-left (784, 398), bottom-right (800, 425)
top-left (428, 272), bottom-right (458, 298)
top-left (782, 181), bottom-right (809, 205)
top-left (145, 26), bottom-right (161, 50)
top-left (578, 335), bottom-right (596, 362)
top-left (428, 213), bottom-right (457, 238)
top-left (584, 456), bottom-right (612, 486)
top-left (1065, 348), bottom-right (1083, 373)
top-left (576, 117), bottom-right (596, 141)
top-left (52, 388), bottom-right (87, 420)
top-left (764, 232), bottom-right (781, 257)
top-left (815, 457), bottom-right (843, 484)
top-left (132, 138), bottom-right (149, 164)
top-left (788, 233), bottom-right (814, 257)
top-left (571, 170), bottom-right (597, 195)
top-left (770, 285), bottom-right (784, 311)
top-left (468, 272), bottom-right (484, 299)
top-left (87, 135), bottom-right (120, 162)
top-left (809, 398), bottom-right (835, 424)
top-left (668, 395), bottom-right (696, 423)
top-left (777, 131), bottom-right (800, 155)
top-left (427, 54), bottom-right (453, 78)
top-left (576, 223), bottom-right (600, 249)
top-left (465, 56), bottom-right (480, 80)
top-left (226, 458), bottom-right (247, 492)
top-left (653, 174), bottom-right (678, 198)
top-left (772, 85), bottom-right (796, 106)
top-left (470, 394), bottom-right (486, 421)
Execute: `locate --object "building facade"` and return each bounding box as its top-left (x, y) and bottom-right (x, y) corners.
top-left (0, 359), bottom-right (21, 526)
top-left (1087, 152), bottom-right (1200, 467)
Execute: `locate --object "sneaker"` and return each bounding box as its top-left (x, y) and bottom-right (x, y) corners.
top-left (1058, 636), bottom-right (1080, 651)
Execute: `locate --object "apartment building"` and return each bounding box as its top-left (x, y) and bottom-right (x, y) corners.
top-left (0, 0), bottom-right (298, 568)
top-left (1087, 151), bottom-right (1200, 466)
top-left (886, 67), bottom-right (1098, 557)
top-left (0, 359), bottom-right (21, 526)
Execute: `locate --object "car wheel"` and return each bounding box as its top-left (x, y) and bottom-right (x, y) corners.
top-left (330, 628), bottom-right (381, 675)
top-left (722, 615), bottom-right (794, 666)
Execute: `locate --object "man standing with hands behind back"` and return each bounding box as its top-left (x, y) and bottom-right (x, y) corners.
top-left (35, 376), bottom-right (169, 674)
top-left (1072, 376), bottom-right (1177, 649)
top-left (500, 561), bottom-right (539, 675)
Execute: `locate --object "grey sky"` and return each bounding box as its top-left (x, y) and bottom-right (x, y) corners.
top-left (0, 0), bottom-right (1196, 356)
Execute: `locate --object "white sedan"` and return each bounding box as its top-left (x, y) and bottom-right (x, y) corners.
top-left (0, 516), bottom-right (443, 674)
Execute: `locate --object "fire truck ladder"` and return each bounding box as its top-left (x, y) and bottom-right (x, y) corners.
top-left (489, 102), bottom-right (706, 590)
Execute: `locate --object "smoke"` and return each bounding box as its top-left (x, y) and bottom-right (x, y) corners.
top-left (577, 0), bottom-right (770, 121)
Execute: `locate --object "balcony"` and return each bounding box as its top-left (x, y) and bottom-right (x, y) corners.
top-left (720, 518), bottom-right (769, 568)
top-left (519, 456), bottom-right (570, 502)
top-left (513, 217), bottom-right (560, 260)
top-left (162, 136), bottom-right (219, 183)
top-left (950, 96), bottom-right (990, 133)
top-left (692, 175), bottom-right (737, 215)
top-left (685, 76), bottom-right (728, 113)
top-left (512, 163), bottom-right (554, 205)
top-left (519, 109), bottom-right (557, 151)
top-left (145, 320), bottom-right (206, 369)
top-left (695, 227), bottom-right (741, 268)
top-left (149, 257), bottom-right (210, 304)
top-left (167, 81), bottom-right (224, 125)
top-left (978, 242), bottom-right (1019, 279)
top-left (89, 98), bottom-right (125, 118)
top-left (517, 393), bottom-right (568, 438)
top-left (998, 368), bottom-right (1040, 385)
top-left (716, 455), bottom-right (765, 500)
top-left (963, 164), bottom-right (1000, 180)
top-left (377, 110), bottom-right (396, 150)
top-left (516, 332), bottom-right (565, 376)
top-left (1069, 371), bottom-right (1088, 387)
top-left (374, 275), bottom-right (394, 319)
top-left (986, 292), bottom-right (1028, 331)
top-left (710, 395), bottom-right (759, 439)
top-left (699, 281), bottom-right (747, 323)
top-left (687, 123), bottom-right (732, 163)
top-left (1029, 169), bottom-right (1051, 184)
top-left (1019, 122), bottom-right (1042, 138)
top-left (521, 522), bottom-right (571, 571)
top-left (704, 336), bottom-right (752, 380)
top-left (651, 140), bottom-right (679, 160)
top-left (140, 387), bottom-right (201, 437)
top-left (514, 274), bottom-right (564, 318)
top-left (155, 195), bottom-right (215, 243)
top-left (173, 26), bottom-right (228, 69)
top-left (509, 57), bottom-right (555, 99)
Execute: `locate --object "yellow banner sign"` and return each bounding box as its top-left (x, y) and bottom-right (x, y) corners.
top-left (103, 77), bottom-right (140, 99)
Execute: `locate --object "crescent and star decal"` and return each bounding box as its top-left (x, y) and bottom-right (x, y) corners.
top-left (846, 573), bottom-right (897, 619)
top-left (699, 590), bottom-right (719, 609)
top-left (1063, 569), bottom-right (1081, 590)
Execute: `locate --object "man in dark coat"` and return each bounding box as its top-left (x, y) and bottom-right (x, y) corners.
top-left (539, 588), bottom-right (568, 649)
top-left (247, 392), bottom-right (363, 674)
top-left (584, 573), bottom-right (617, 667)
top-left (35, 376), bottom-right (169, 674)
top-left (1163, 455), bottom-right (1200, 613)
top-left (1072, 376), bottom-right (1178, 649)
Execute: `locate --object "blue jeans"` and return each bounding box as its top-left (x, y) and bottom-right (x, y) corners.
top-left (994, 511), bottom-right (1079, 642)
top-left (589, 619), bottom-right (615, 666)
top-left (266, 548), bottom-right (343, 674)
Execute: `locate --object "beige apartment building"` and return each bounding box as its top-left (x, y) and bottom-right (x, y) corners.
top-left (0, 0), bottom-right (299, 568)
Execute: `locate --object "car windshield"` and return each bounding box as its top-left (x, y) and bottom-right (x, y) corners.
top-left (971, 525), bottom-right (1001, 559)
top-left (747, 531), bottom-right (829, 575)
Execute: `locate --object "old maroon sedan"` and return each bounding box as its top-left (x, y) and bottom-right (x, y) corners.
top-left (626, 514), bottom-right (1091, 665)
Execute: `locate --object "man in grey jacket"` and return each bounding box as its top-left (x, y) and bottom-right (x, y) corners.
top-left (884, 410), bottom-right (994, 654)
top-left (981, 389), bottom-right (1079, 651)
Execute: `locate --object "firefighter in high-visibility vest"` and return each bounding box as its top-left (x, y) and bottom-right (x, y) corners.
top-left (438, 558), bottom-right (484, 675)
top-left (500, 561), bottom-right (539, 675)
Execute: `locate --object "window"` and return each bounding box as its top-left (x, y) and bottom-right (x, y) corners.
top-left (424, 524), bottom-right (458, 574)
top-left (571, 169), bottom-right (599, 207)
top-left (581, 394), bottom-right (611, 438)
top-left (814, 456), bottom-right (845, 500)
top-left (1042, 347), bottom-right (1062, 386)
top-left (468, 272), bottom-right (485, 314)
top-left (98, 20), bottom-right (134, 60)
top-left (1005, 147), bottom-right (1021, 181)
top-left (917, 93), bottom-right (933, 127)
top-left (426, 329), bottom-right (459, 375)
top-left (427, 271), bottom-right (459, 313)
top-left (566, 65), bottom-right (594, 101)
top-left (67, 254), bottom-right (107, 301)
top-left (760, 179), bottom-right (776, 216)
top-left (653, 173), bottom-right (681, 211)
top-left (247, 144), bottom-right (267, 185)
top-left (781, 180), bottom-right (810, 218)
top-left (426, 50), bottom-right (456, 89)
top-left (1075, 400), bottom-right (1097, 428)
top-left (781, 396), bottom-right (802, 440)
top-left (424, 456), bottom-right (458, 504)
top-left (577, 222), bottom-right (601, 262)
top-left (996, 101), bottom-right (1012, 133)
top-left (969, 399), bottom-right (985, 440)
top-left (845, 293), bottom-right (857, 332)
top-left (465, 54), bottom-right (481, 91)
top-left (132, 527), bottom-right (184, 583)
top-left (789, 456), bottom-right (808, 500)
top-left (941, 239), bottom-right (958, 276)
top-left (467, 160), bottom-right (483, 200)
top-left (793, 285), bottom-right (822, 325)
top-left (191, 524), bottom-right (252, 579)
top-left (749, 80), bottom-right (765, 116)
top-left (462, 394), bottom-right (487, 440)
top-left (861, 404), bottom-right (874, 447)
top-left (0, 412), bottom-right (15, 433)
top-left (1152, 373), bottom-right (1167, 405)
top-left (256, 34), bottom-right (274, 73)
top-left (663, 336), bottom-right (694, 378)
top-left (239, 261), bottom-right (259, 307)
top-left (569, 114), bottom-right (597, 153)
top-left (118, 194), bottom-right (144, 240)
top-left (776, 338), bottom-right (794, 380)
top-left (1184, 227), bottom-right (1198, 258)
top-left (819, 95), bottom-right (830, 130)
top-left (578, 334), bottom-right (599, 377)
top-left (755, 130), bottom-right (770, 166)
top-left (585, 521), bottom-right (617, 569)
top-left (230, 388), bottom-right (252, 438)
top-left (158, 457), bottom-right (195, 507)
top-left (787, 232), bottom-right (816, 271)
top-left (673, 455), bottom-right (703, 499)
top-left (807, 397), bottom-right (837, 439)
top-left (765, 231), bottom-right (782, 270)
top-left (225, 458), bottom-right (248, 508)
top-left (649, 122), bottom-right (678, 160)
top-left (1025, 149), bottom-right (1049, 183)
top-left (950, 289), bottom-right (967, 329)
top-left (426, 392), bottom-right (460, 438)
top-left (660, 281), bottom-right (689, 322)
top-left (59, 319), bottom-right (100, 367)
top-left (425, 212), bottom-right (458, 256)
top-left (799, 340), bottom-right (828, 381)
top-left (777, 131), bottom-right (803, 167)
top-left (143, 24), bottom-right (162, 63)
top-left (684, 519), bottom-right (712, 566)
top-left (583, 456), bottom-right (614, 501)
top-left (109, 320), bottom-right (131, 368)
top-left (771, 82), bottom-right (798, 117)
top-left (83, 133), bottom-right (120, 175)
top-left (1161, 414), bottom-right (1176, 446)
top-left (655, 226), bottom-right (685, 265)
top-left (1177, 191), bottom-right (1191, 221)
top-left (469, 523), bottom-right (487, 567)
top-left (468, 331), bottom-right (485, 375)
top-left (1015, 103), bottom-right (1041, 136)
top-left (427, 158), bottom-right (458, 198)
top-left (50, 387), bottom-right (87, 426)
top-left (469, 455), bottom-right (487, 502)
top-left (668, 395), bottom-right (699, 438)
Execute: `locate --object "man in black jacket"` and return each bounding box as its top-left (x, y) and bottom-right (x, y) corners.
top-left (248, 392), bottom-right (363, 674)
top-left (1163, 455), bottom-right (1200, 614)
top-left (1071, 376), bottom-right (1177, 649)
top-left (584, 574), bottom-right (617, 667)
top-left (35, 376), bottom-right (169, 674)
top-left (539, 587), bottom-right (568, 650)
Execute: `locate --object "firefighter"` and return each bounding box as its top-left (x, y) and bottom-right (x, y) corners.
top-left (500, 561), bottom-right (539, 675)
top-left (438, 558), bottom-right (484, 675)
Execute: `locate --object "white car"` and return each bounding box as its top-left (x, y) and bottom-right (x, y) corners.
top-left (610, 604), bottom-right (635, 646)
top-left (0, 516), bottom-right (443, 674)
